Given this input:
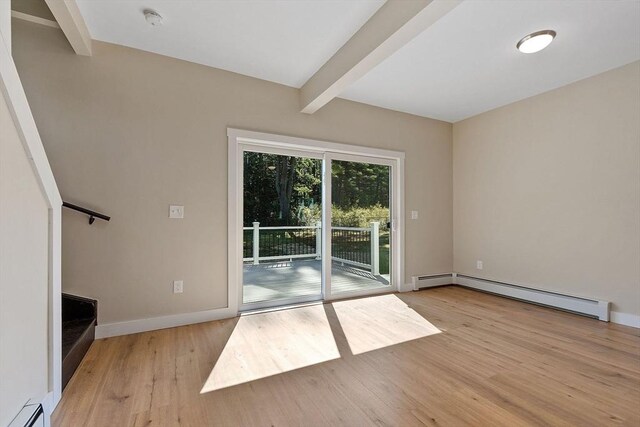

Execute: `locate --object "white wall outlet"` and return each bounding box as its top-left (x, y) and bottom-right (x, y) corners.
top-left (411, 210), bottom-right (419, 220)
top-left (476, 260), bottom-right (483, 270)
top-left (173, 280), bottom-right (184, 293)
top-left (169, 205), bottom-right (184, 219)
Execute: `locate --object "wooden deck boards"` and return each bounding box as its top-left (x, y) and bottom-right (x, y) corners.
top-left (242, 259), bottom-right (390, 304)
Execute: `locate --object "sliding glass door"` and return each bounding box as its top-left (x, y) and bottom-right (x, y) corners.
top-left (329, 158), bottom-right (392, 297)
top-left (239, 144), bottom-right (397, 311)
top-left (242, 148), bottom-right (323, 309)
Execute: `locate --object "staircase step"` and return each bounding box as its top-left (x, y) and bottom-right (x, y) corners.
top-left (62, 293), bottom-right (97, 390)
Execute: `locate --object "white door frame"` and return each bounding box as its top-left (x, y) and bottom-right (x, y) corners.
top-left (238, 142), bottom-right (324, 312)
top-left (227, 128), bottom-right (405, 313)
top-left (323, 152), bottom-right (397, 301)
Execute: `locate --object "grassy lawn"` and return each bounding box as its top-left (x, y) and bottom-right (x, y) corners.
top-left (380, 232), bottom-right (390, 275)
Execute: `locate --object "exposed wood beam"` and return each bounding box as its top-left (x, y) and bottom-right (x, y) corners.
top-left (11, 11), bottom-right (60, 29)
top-left (299, 0), bottom-right (462, 114)
top-left (44, 0), bottom-right (91, 56)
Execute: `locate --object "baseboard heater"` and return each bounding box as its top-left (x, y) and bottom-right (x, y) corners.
top-left (454, 274), bottom-right (610, 321)
top-left (412, 273), bottom-right (455, 290)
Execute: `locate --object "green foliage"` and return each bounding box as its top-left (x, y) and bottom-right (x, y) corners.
top-left (332, 204), bottom-right (390, 229)
top-left (298, 204), bottom-right (322, 226)
top-left (331, 160), bottom-right (389, 209)
top-left (244, 152), bottom-right (390, 227)
top-left (299, 204), bottom-right (390, 230)
top-left (243, 152), bottom-right (321, 226)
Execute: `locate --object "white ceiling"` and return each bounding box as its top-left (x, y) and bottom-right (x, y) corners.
top-left (73, 0), bottom-right (640, 123)
top-left (340, 0), bottom-right (640, 122)
top-left (74, 0), bottom-right (385, 88)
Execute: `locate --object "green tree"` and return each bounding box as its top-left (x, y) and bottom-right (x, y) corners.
top-left (243, 153), bottom-right (322, 226)
top-left (274, 155), bottom-right (297, 223)
top-left (331, 160), bottom-right (389, 209)
top-left (244, 154), bottom-right (388, 227)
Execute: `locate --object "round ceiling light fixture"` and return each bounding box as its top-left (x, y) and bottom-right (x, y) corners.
top-left (143, 9), bottom-right (163, 26)
top-left (516, 30), bottom-right (556, 53)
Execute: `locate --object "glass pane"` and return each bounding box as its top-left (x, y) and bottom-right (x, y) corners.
top-left (242, 151), bottom-right (323, 306)
top-left (331, 160), bottom-right (391, 295)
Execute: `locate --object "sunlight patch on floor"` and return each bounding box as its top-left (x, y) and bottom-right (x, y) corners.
top-left (201, 304), bottom-right (339, 393)
top-left (332, 294), bottom-right (441, 355)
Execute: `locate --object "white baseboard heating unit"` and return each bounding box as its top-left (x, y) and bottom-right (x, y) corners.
top-left (412, 273), bottom-right (455, 290)
top-left (454, 274), bottom-right (610, 321)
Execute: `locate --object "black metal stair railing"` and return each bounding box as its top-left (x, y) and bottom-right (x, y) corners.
top-left (62, 202), bottom-right (110, 224)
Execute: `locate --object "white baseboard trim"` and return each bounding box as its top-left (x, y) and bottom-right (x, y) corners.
top-left (454, 274), bottom-right (610, 321)
top-left (412, 273), bottom-right (455, 291)
top-left (95, 277), bottom-right (636, 338)
top-left (95, 306), bottom-right (237, 338)
top-left (610, 311), bottom-right (640, 328)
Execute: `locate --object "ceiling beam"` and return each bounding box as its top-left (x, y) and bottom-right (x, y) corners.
top-left (44, 0), bottom-right (91, 56)
top-left (299, 0), bottom-right (462, 114)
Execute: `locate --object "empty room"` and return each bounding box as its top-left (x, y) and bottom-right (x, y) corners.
top-left (1, 0), bottom-right (639, 426)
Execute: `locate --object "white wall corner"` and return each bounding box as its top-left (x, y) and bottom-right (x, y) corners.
top-left (0, 27), bottom-right (63, 413)
top-left (400, 281), bottom-right (414, 292)
top-left (610, 311), bottom-right (640, 329)
top-left (41, 391), bottom-right (54, 427)
top-left (0, 0), bottom-right (10, 55)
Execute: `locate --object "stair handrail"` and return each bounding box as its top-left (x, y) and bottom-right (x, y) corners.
top-left (62, 201), bottom-right (110, 225)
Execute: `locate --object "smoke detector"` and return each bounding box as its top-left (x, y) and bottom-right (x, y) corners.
top-left (143, 9), bottom-right (163, 26)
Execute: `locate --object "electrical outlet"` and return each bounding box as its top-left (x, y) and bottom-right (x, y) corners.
top-left (169, 205), bottom-right (184, 219)
top-left (476, 260), bottom-right (483, 270)
top-left (173, 280), bottom-right (184, 294)
top-left (411, 210), bottom-right (419, 220)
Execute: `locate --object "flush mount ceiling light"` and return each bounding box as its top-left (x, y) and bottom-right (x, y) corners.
top-left (143, 9), bottom-right (163, 26)
top-left (516, 30), bottom-right (556, 53)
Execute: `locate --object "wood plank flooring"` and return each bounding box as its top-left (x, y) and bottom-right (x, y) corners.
top-left (53, 287), bottom-right (640, 426)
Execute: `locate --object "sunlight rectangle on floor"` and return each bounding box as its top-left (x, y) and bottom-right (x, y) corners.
top-left (332, 294), bottom-right (441, 355)
top-left (201, 303), bottom-right (339, 392)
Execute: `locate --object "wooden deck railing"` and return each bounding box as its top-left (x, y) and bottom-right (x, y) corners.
top-left (242, 222), bottom-right (380, 275)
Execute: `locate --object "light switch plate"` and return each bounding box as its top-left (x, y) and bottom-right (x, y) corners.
top-left (411, 210), bottom-right (419, 220)
top-left (169, 205), bottom-right (184, 219)
top-left (476, 260), bottom-right (483, 270)
top-left (173, 280), bottom-right (184, 293)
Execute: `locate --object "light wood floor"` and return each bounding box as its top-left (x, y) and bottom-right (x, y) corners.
top-left (53, 287), bottom-right (640, 426)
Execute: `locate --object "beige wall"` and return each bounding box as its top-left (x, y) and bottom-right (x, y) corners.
top-left (11, 0), bottom-right (55, 21)
top-left (0, 68), bottom-right (49, 425)
top-left (12, 20), bottom-right (453, 325)
top-left (453, 61), bottom-right (640, 317)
